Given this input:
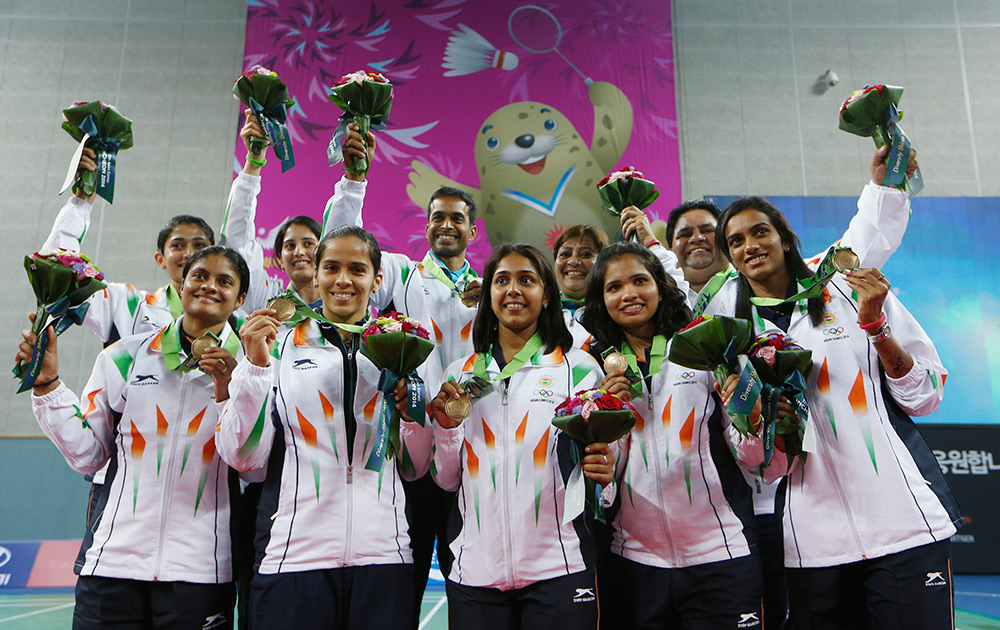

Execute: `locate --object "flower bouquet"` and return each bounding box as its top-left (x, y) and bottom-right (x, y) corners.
top-left (667, 315), bottom-right (762, 437)
top-left (553, 388), bottom-right (636, 523)
top-left (597, 166), bottom-right (659, 240)
top-left (747, 333), bottom-right (813, 470)
top-left (60, 101), bottom-right (134, 203)
top-left (327, 70), bottom-right (394, 176)
top-left (13, 249), bottom-right (106, 393)
top-left (360, 312), bottom-right (434, 472)
top-left (233, 65), bottom-right (296, 172)
top-left (839, 84), bottom-right (922, 195)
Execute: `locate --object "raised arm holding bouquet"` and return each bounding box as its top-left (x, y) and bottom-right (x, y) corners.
top-left (59, 101), bottom-right (133, 203)
top-left (596, 166), bottom-right (659, 241)
top-left (839, 84), bottom-right (922, 195)
top-left (327, 70), bottom-right (393, 176)
top-left (232, 65), bottom-right (295, 172)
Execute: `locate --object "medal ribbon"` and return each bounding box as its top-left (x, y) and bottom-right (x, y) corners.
top-left (472, 334), bottom-right (545, 385)
top-left (161, 319), bottom-right (240, 372)
top-left (691, 265), bottom-right (738, 318)
top-left (274, 290), bottom-right (365, 334)
top-left (421, 252), bottom-right (477, 296)
top-left (164, 284), bottom-right (184, 319)
top-left (619, 335), bottom-right (667, 400)
top-left (749, 246), bottom-right (848, 307)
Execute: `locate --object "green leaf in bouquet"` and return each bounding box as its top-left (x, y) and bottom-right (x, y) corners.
top-left (839, 85), bottom-right (904, 138)
top-left (552, 410), bottom-right (635, 445)
top-left (27, 256), bottom-right (74, 306)
top-left (751, 348), bottom-right (813, 384)
top-left (361, 331), bottom-right (434, 375)
top-left (668, 316), bottom-right (754, 372)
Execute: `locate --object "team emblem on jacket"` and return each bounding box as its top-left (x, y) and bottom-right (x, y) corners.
top-left (131, 374), bottom-right (159, 386)
top-left (292, 358), bottom-right (318, 370)
top-left (822, 325), bottom-right (849, 342)
top-left (822, 311), bottom-right (838, 325)
top-left (531, 375), bottom-right (556, 403)
top-left (674, 370), bottom-right (697, 385)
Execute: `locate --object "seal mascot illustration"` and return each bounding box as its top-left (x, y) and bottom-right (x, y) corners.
top-left (407, 81), bottom-right (633, 251)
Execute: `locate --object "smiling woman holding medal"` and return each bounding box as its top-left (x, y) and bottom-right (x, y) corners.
top-left (216, 225), bottom-right (433, 629)
top-left (717, 197), bottom-right (960, 630)
top-left (580, 240), bottom-right (769, 630)
top-left (429, 243), bottom-right (613, 630)
top-left (18, 246), bottom-right (250, 629)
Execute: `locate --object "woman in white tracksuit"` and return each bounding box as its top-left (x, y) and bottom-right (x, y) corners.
top-left (216, 225), bottom-right (433, 629)
top-left (21, 246), bottom-right (251, 630)
top-left (717, 196), bottom-right (960, 630)
top-left (429, 243), bottom-right (615, 630)
top-left (582, 241), bottom-right (769, 630)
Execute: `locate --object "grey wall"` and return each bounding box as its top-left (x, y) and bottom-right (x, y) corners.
top-left (2, 0), bottom-right (998, 539)
top-left (1, 0), bottom-right (247, 439)
top-left (674, 0), bottom-right (999, 198)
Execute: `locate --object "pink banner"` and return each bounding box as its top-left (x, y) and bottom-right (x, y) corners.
top-left (242, 0), bottom-right (679, 271)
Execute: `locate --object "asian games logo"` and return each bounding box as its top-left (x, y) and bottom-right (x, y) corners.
top-left (532, 375), bottom-right (556, 403)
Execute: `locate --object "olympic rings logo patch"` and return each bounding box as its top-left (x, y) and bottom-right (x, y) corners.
top-left (823, 327), bottom-right (845, 336)
top-left (676, 371), bottom-right (696, 380)
top-left (534, 389), bottom-right (554, 397)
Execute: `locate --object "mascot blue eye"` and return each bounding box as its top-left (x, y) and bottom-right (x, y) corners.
top-left (485, 137), bottom-right (501, 151)
top-left (543, 119), bottom-right (557, 132)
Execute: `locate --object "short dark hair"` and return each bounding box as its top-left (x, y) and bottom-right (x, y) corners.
top-left (182, 245), bottom-right (250, 299)
top-left (551, 224), bottom-right (610, 258)
top-left (665, 200), bottom-right (721, 246)
top-left (156, 215), bottom-right (215, 253)
top-left (581, 241), bottom-right (692, 350)
top-left (715, 196), bottom-right (824, 327)
top-left (271, 216), bottom-right (322, 267)
top-left (427, 186), bottom-right (477, 223)
top-left (315, 225), bottom-right (382, 272)
top-left (472, 243), bottom-right (571, 355)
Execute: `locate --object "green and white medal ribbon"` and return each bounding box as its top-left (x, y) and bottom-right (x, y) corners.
top-left (619, 334), bottom-right (668, 404)
top-left (749, 246), bottom-right (856, 308)
top-left (268, 290), bottom-right (365, 334)
top-left (472, 333), bottom-right (545, 386)
top-left (421, 252), bottom-right (477, 296)
top-left (164, 285), bottom-right (184, 319)
top-left (161, 319), bottom-right (240, 372)
top-left (691, 265), bottom-right (738, 318)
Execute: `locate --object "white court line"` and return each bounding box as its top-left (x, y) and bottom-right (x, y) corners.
top-left (418, 594), bottom-right (447, 630)
top-left (0, 602), bottom-right (74, 624)
top-left (955, 590), bottom-right (1000, 598)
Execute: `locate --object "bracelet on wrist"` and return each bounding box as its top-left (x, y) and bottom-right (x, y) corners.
top-left (33, 375), bottom-right (59, 389)
top-left (246, 156), bottom-right (266, 167)
top-left (868, 323), bottom-right (892, 343)
top-left (858, 312), bottom-right (886, 331)
top-left (645, 238), bottom-right (662, 248)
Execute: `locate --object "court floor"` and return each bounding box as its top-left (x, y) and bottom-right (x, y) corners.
top-left (1, 577), bottom-right (998, 629)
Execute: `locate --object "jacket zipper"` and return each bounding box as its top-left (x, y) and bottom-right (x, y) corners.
top-left (816, 422), bottom-right (867, 559)
top-left (500, 379), bottom-right (515, 587)
top-left (344, 339), bottom-right (357, 564)
top-left (647, 380), bottom-right (677, 565)
top-left (153, 373), bottom-right (191, 579)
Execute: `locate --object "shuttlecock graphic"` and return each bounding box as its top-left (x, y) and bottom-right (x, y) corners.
top-left (442, 24), bottom-right (519, 77)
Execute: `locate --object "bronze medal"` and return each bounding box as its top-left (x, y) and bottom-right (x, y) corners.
top-left (191, 334), bottom-right (220, 360)
top-left (603, 352), bottom-right (629, 376)
top-left (267, 296), bottom-right (296, 321)
top-left (832, 248), bottom-right (860, 273)
top-left (444, 395), bottom-right (472, 421)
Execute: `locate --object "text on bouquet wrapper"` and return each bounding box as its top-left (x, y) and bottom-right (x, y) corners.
top-left (933, 450), bottom-right (1000, 475)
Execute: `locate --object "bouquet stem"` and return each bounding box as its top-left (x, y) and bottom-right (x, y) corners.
top-left (13, 304), bottom-right (51, 385)
top-left (351, 114), bottom-right (372, 176)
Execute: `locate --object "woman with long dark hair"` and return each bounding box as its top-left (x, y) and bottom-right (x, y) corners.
top-left (716, 197), bottom-right (959, 629)
top-left (429, 243), bottom-right (614, 630)
top-left (21, 246), bottom-right (250, 629)
top-left (581, 240), bottom-right (767, 629)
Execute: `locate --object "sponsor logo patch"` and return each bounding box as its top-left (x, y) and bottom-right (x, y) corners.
top-left (572, 587), bottom-right (596, 603)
